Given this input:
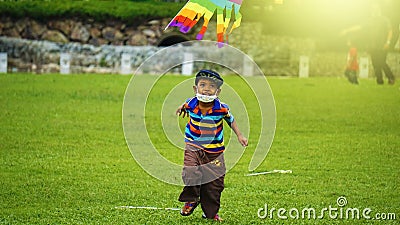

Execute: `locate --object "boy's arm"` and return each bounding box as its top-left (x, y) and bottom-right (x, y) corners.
top-left (340, 25), bottom-right (362, 36)
top-left (384, 27), bottom-right (393, 50)
top-left (230, 120), bottom-right (248, 147)
top-left (347, 48), bottom-right (357, 68)
top-left (176, 103), bottom-right (189, 118)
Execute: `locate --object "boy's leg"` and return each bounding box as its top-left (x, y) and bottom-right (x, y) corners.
top-left (383, 63), bottom-right (395, 84)
top-left (200, 153), bottom-right (226, 219)
top-left (200, 175), bottom-right (225, 218)
top-left (178, 144), bottom-right (202, 203)
top-left (370, 50), bottom-right (384, 84)
top-left (344, 70), bottom-right (358, 84)
top-left (381, 51), bottom-right (395, 84)
top-left (179, 186), bottom-right (200, 203)
top-left (350, 70), bottom-right (358, 84)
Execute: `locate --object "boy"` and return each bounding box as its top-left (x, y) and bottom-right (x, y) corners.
top-left (344, 39), bottom-right (359, 84)
top-left (176, 69), bottom-right (248, 221)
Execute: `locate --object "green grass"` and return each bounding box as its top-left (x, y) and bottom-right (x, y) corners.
top-left (0, 74), bottom-right (399, 224)
top-left (0, 0), bottom-right (267, 25)
top-left (0, 0), bottom-right (184, 23)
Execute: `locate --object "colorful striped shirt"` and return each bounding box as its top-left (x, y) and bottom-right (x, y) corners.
top-left (183, 97), bottom-right (234, 153)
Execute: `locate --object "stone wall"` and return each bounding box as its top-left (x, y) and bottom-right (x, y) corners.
top-left (0, 36), bottom-right (160, 74)
top-left (0, 16), bottom-right (174, 46)
top-left (1, 16), bottom-right (399, 76)
top-left (0, 35), bottom-right (311, 75)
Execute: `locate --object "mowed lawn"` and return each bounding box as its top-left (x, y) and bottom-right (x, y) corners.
top-left (0, 74), bottom-right (399, 224)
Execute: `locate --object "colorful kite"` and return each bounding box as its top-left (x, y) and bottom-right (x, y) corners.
top-left (165, 0), bottom-right (243, 47)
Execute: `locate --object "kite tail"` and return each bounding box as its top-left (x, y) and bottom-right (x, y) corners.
top-left (216, 7), bottom-right (226, 47)
top-left (167, 2), bottom-right (205, 34)
top-left (229, 10), bottom-right (242, 34)
top-left (196, 10), bottom-right (213, 40)
top-left (223, 7), bottom-right (233, 45)
top-left (166, 0), bottom-right (244, 46)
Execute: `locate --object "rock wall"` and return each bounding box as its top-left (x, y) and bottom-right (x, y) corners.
top-left (0, 16), bottom-right (172, 46)
top-left (0, 35), bottom-right (313, 75)
top-left (1, 16), bottom-right (399, 76)
top-left (0, 36), bottom-right (160, 74)
top-left (3, 35), bottom-right (399, 76)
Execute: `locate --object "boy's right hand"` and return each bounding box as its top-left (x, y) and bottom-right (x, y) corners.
top-left (176, 105), bottom-right (189, 118)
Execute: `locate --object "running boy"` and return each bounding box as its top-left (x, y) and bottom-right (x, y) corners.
top-left (344, 38), bottom-right (359, 84)
top-left (176, 69), bottom-right (248, 221)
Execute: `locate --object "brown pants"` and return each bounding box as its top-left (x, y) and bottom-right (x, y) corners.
top-left (178, 144), bottom-right (226, 219)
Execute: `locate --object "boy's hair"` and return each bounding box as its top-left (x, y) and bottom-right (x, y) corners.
top-left (195, 69), bottom-right (224, 88)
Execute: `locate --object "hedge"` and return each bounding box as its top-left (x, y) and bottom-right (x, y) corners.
top-left (0, 0), bottom-right (185, 23)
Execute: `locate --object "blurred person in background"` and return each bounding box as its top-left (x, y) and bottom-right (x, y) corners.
top-left (342, 3), bottom-right (395, 85)
top-left (344, 38), bottom-right (359, 85)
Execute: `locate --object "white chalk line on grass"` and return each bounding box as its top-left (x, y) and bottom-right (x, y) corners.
top-left (245, 169), bottom-right (292, 176)
top-left (115, 206), bottom-right (180, 211)
top-left (115, 170), bottom-right (293, 211)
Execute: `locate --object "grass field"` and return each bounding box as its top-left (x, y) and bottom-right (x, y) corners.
top-left (0, 74), bottom-right (399, 224)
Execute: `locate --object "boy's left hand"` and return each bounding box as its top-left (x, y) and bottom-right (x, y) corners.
top-left (238, 135), bottom-right (248, 147)
top-left (176, 105), bottom-right (189, 118)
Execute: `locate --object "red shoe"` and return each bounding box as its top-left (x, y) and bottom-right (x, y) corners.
top-left (180, 201), bottom-right (199, 216)
top-left (202, 213), bottom-right (223, 221)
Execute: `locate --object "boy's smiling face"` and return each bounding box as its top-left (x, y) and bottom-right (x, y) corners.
top-left (193, 78), bottom-right (221, 96)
